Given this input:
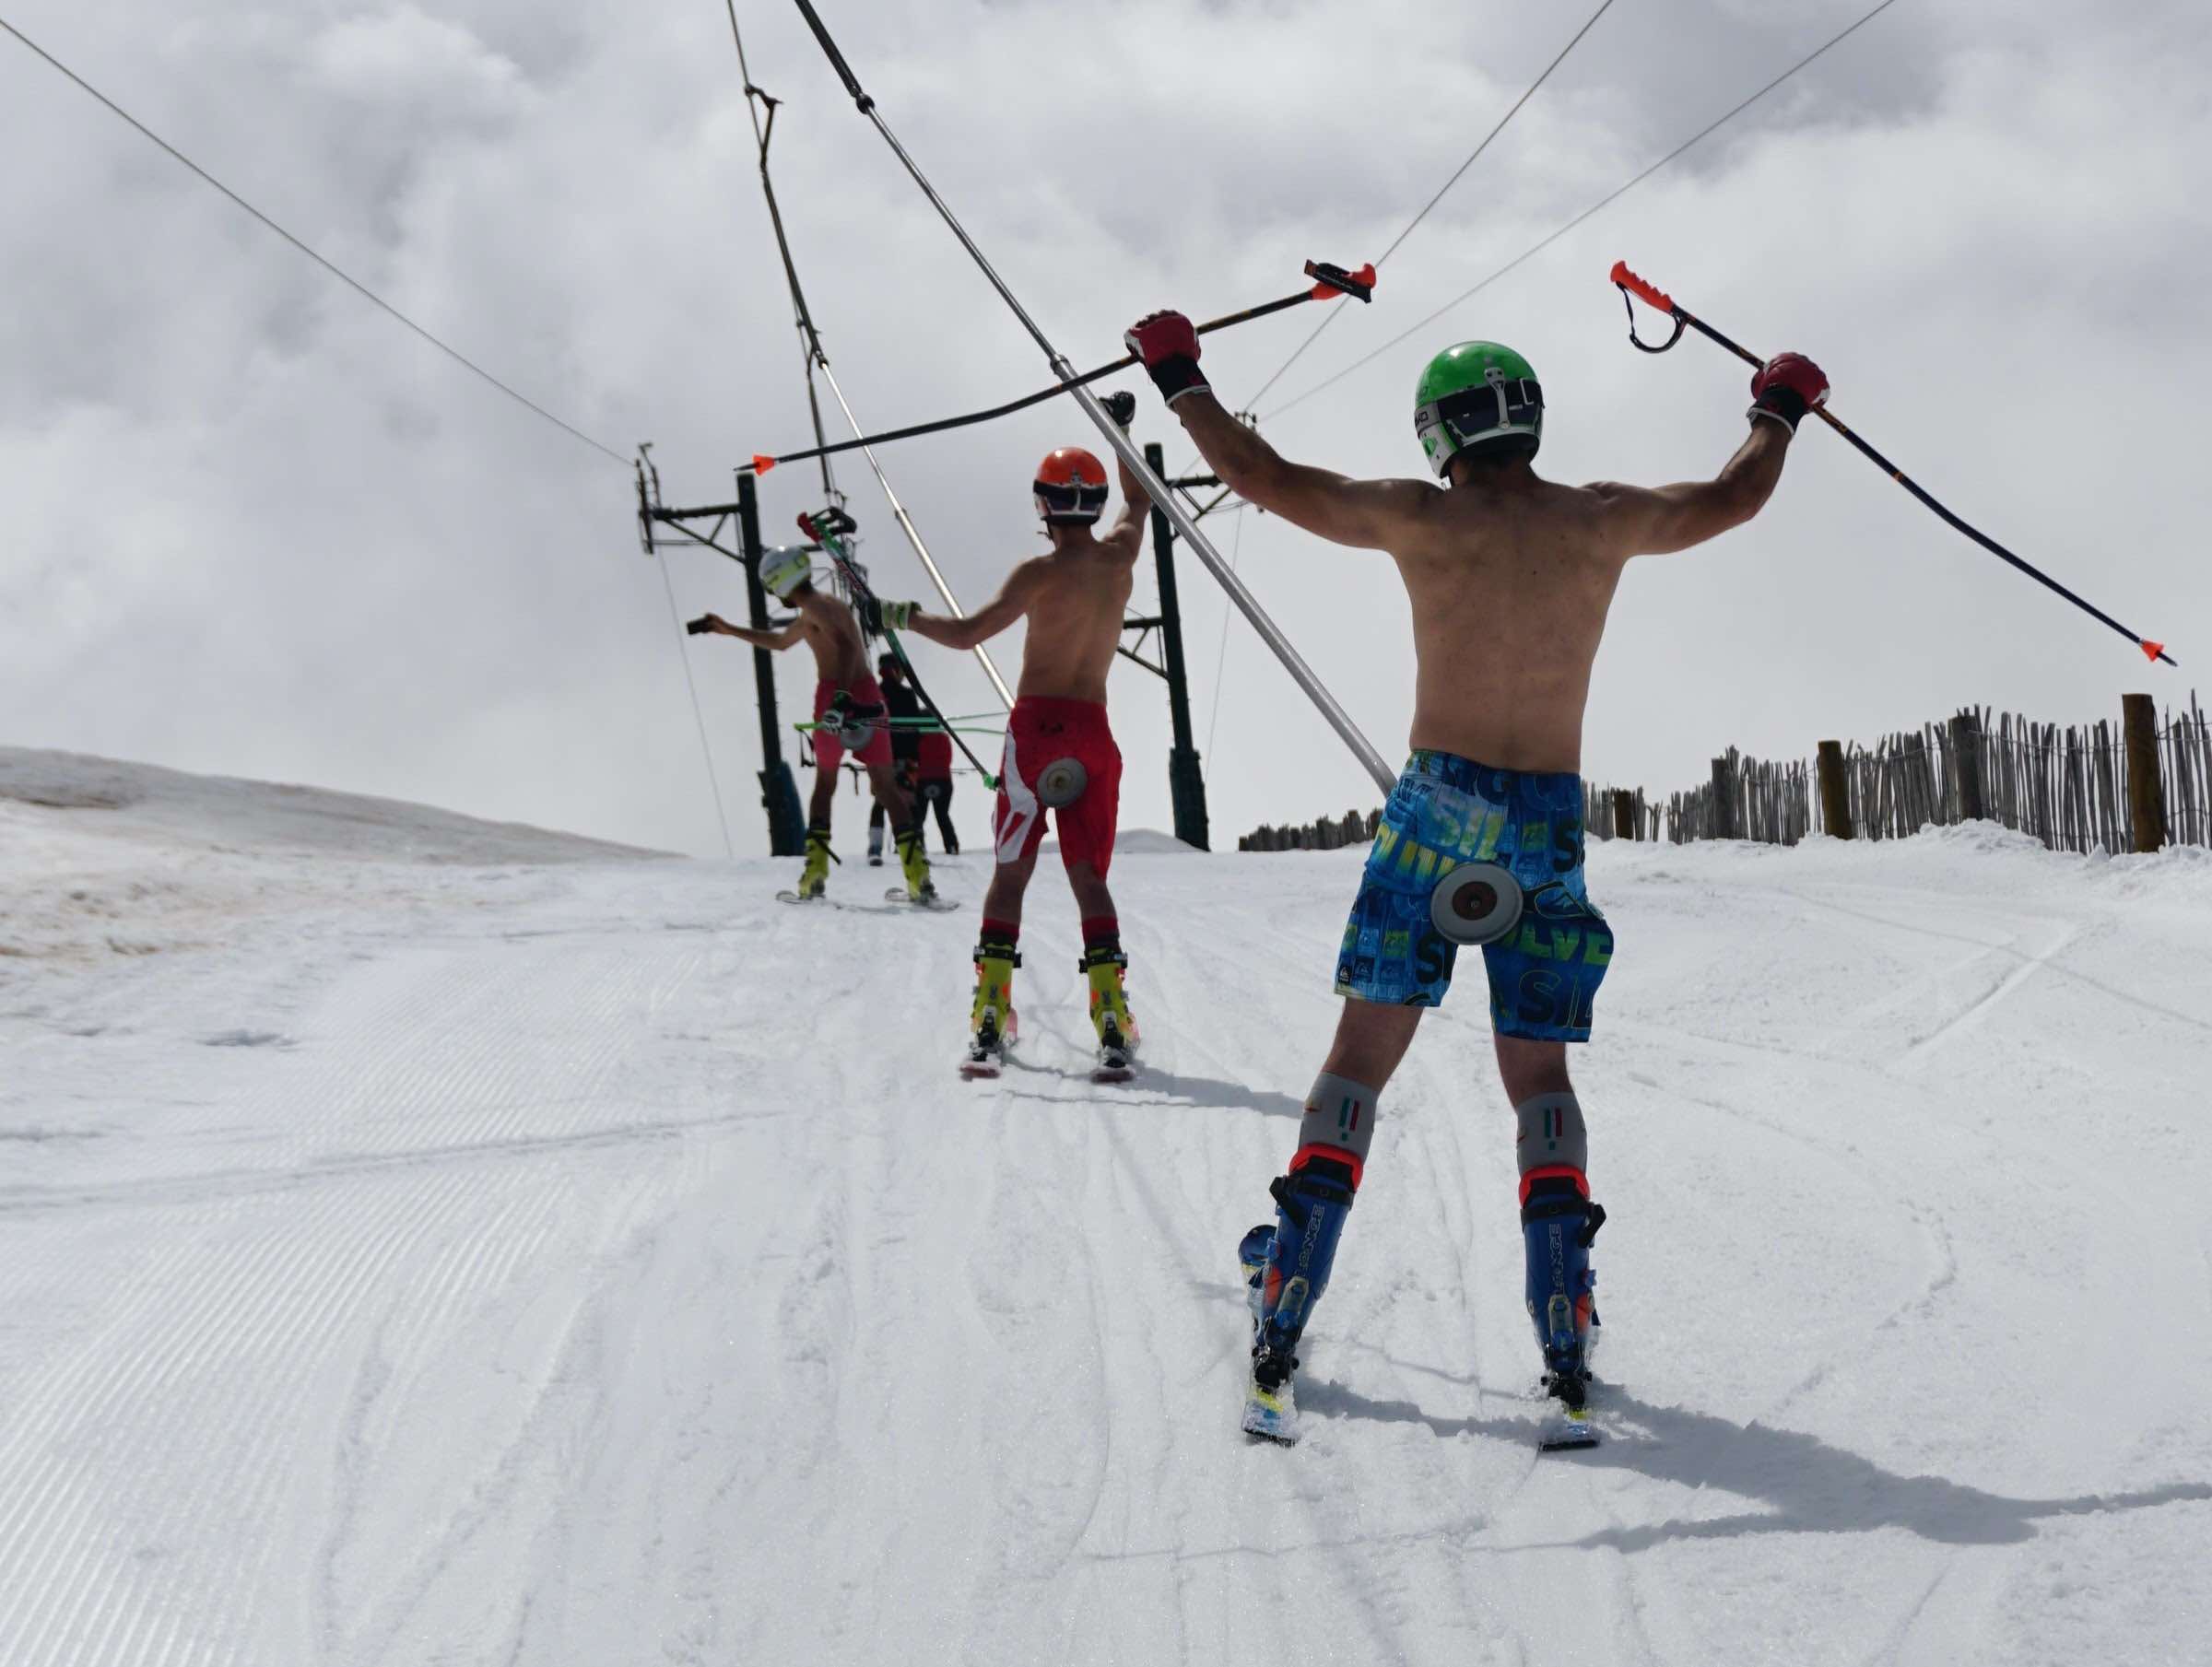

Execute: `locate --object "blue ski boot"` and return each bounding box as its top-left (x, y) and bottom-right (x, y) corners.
top-left (1242, 1156), bottom-right (1358, 1442)
top-left (1521, 1174), bottom-right (1605, 1408)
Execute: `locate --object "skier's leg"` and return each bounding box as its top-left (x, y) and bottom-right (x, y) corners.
top-left (1065, 863), bottom-right (1136, 1051)
top-left (1497, 1039), bottom-right (1604, 1396)
top-left (1324, 995), bottom-right (1425, 1085)
top-left (968, 838), bottom-right (1040, 1057)
top-left (1476, 767), bottom-right (1613, 1401)
top-left (894, 763), bottom-right (923, 853)
top-left (980, 842), bottom-right (1040, 930)
top-left (1251, 999), bottom-right (1421, 1378)
top-left (1047, 708), bottom-right (1132, 1050)
top-left (867, 794), bottom-right (888, 864)
top-left (865, 757), bottom-right (933, 899)
top-left (971, 704), bottom-right (1049, 1059)
top-left (930, 780), bottom-right (959, 852)
top-left (806, 681), bottom-right (843, 847)
top-left (799, 762), bottom-right (840, 897)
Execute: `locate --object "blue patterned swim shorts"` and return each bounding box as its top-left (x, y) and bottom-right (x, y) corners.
top-left (1333, 750), bottom-right (1615, 1043)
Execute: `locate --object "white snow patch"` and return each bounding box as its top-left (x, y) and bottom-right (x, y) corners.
top-left (1039, 825), bottom-right (1201, 855)
top-left (3, 752), bottom-right (2209, 1664)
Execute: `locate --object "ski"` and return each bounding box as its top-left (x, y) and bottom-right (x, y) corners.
top-left (775, 890), bottom-right (881, 911)
top-left (1535, 1372), bottom-right (1602, 1452)
top-left (1237, 1225), bottom-right (1273, 1321)
top-left (958, 1045), bottom-right (1004, 1080)
top-left (1089, 1045), bottom-right (1135, 1085)
top-left (1234, 1222), bottom-right (1299, 1442)
top-left (1241, 1374), bottom-right (1299, 1445)
top-left (885, 886), bottom-right (960, 912)
top-left (1536, 1410), bottom-right (1600, 1452)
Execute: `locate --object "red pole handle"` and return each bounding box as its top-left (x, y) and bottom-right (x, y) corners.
top-left (1609, 259), bottom-right (1675, 314)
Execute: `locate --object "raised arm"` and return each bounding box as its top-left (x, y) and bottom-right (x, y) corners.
top-left (891, 558), bottom-right (1047, 652)
top-left (688, 612), bottom-right (805, 651)
top-left (1100, 443), bottom-right (1151, 557)
top-left (1592, 351), bottom-right (1829, 558)
top-left (1587, 425), bottom-right (1790, 556)
top-left (1125, 311), bottom-right (1426, 551)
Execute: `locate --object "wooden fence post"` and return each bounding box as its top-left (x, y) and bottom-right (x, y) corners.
top-left (1710, 756), bottom-right (1737, 839)
top-left (1816, 741), bottom-right (1851, 839)
top-left (1947, 712), bottom-right (1985, 821)
top-left (1610, 789), bottom-right (1635, 841)
top-left (2123, 692), bottom-right (2167, 853)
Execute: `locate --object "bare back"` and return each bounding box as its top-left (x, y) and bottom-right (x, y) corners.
top-left (1011, 536), bottom-right (1137, 704)
top-left (1387, 478), bottom-right (1627, 772)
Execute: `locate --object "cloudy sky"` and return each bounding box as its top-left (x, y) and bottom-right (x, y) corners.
top-left (4, 0), bottom-right (2206, 857)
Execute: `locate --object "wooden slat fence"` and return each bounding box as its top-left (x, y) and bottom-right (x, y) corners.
top-left (1251, 693), bottom-right (2212, 857)
top-left (1239, 808), bottom-right (1380, 852)
top-left (1636, 694), bottom-right (2211, 853)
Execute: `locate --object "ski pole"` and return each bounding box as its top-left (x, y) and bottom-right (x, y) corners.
top-left (1610, 260), bottom-right (2175, 666)
top-left (799, 506), bottom-right (1003, 787)
top-left (747, 261), bottom-right (1375, 476)
top-left (788, 0), bottom-right (1398, 794)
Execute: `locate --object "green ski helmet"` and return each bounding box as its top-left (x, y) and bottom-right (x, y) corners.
top-left (1413, 342), bottom-right (1544, 481)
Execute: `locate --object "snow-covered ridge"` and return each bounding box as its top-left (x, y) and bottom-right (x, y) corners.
top-left (1, 746), bottom-right (665, 962)
top-left (0, 747), bottom-right (665, 865)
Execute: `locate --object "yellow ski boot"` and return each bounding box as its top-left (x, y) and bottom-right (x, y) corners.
top-left (796, 827), bottom-right (834, 899)
top-left (897, 826), bottom-right (936, 905)
top-left (1082, 944), bottom-right (1138, 1080)
top-left (962, 933), bottom-right (1019, 1078)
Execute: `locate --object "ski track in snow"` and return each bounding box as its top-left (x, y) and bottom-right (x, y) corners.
top-left (4, 756), bottom-right (2212, 1664)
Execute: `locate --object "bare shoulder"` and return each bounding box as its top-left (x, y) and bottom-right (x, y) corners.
top-left (996, 552), bottom-right (1060, 605)
top-left (1313, 473), bottom-right (1447, 556)
top-left (1571, 478), bottom-right (1669, 559)
top-left (1575, 478), bottom-right (1654, 514)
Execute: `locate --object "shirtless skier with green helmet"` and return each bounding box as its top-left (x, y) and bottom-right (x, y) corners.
top-left (1126, 305), bottom-right (1827, 1442)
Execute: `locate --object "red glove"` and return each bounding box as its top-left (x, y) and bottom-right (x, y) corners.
top-left (1748, 353), bottom-right (1829, 433)
top-left (1124, 311), bottom-right (1210, 406)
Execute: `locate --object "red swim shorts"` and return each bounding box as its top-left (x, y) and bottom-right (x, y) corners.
top-left (993, 697), bottom-right (1122, 875)
top-left (811, 676), bottom-right (893, 770)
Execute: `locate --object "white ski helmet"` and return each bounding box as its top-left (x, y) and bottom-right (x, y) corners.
top-left (758, 546), bottom-right (815, 600)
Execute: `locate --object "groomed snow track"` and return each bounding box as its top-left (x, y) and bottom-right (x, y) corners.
top-left (4, 750), bottom-right (2210, 1665)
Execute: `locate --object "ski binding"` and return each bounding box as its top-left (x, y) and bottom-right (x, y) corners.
top-left (886, 886), bottom-right (959, 912)
top-left (959, 1013), bottom-right (1015, 1080)
top-left (1535, 1371), bottom-right (1601, 1452)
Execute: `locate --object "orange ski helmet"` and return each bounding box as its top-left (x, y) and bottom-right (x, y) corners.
top-left (1033, 447), bottom-right (1109, 525)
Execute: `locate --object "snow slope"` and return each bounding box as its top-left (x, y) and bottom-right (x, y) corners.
top-left (4, 749), bottom-right (2210, 1666)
